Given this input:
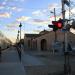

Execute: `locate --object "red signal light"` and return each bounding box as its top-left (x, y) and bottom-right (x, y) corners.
top-left (57, 22), bottom-right (62, 28)
top-left (52, 21), bottom-right (63, 29)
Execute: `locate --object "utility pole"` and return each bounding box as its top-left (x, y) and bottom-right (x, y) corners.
top-left (19, 23), bottom-right (22, 62)
top-left (54, 8), bottom-right (57, 42)
top-left (19, 23), bottom-right (22, 44)
top-left (18, 30), bottom-right (20, 42)
top-left (50, 8), bottom-right (57, 54)
top-left (19, 22), bottom-right (22, 49)
top-left (17, 30), bottom-right (19, 43)
top-left (69, 0), bottom-right (71, 21)
top-left (61, 0), bottom-right (71, 75)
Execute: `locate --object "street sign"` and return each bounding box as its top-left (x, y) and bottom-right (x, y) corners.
top-left (61, 29), bottom-right (68, 32)
top-left (52, 41), bottom-right (63, 51)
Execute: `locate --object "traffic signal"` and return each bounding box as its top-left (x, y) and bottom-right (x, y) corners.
top-left (48, 25), bottom-right (58, 31)
top-left (48, 19), bottom-right (63, 32)
top-left (52, 21), bottom-right (63, 29)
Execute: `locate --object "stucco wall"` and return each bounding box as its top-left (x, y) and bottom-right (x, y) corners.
top-left (24, 30), bottom-right (75, 51)
top-left (35, 31), bottom-right (55, 51)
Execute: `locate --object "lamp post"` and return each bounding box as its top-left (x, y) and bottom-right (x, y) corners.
top-left (19, 23), bottom-right (22, 44)
top-left (19, 23), bottom-right (22, 62)
top-left (16, 30), bottom-right (19, 46)
top-left (17, 30), bottom-right (20, 43)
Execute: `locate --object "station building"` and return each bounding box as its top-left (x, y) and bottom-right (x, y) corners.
top-left (24, 29), bottom-right (75, 52)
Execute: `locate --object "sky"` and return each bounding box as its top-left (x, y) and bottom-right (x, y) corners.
top-left (0, 0), bottom-right (75, 43)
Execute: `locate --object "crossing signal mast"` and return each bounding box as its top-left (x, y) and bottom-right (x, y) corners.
top-left (48, 0), bottom-right (72, 74)
top-left (62, 0), bottom-right (71, 75)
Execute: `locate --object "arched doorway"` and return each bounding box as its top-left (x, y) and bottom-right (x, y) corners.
top-left (41, 39), bottom-right (47, 51)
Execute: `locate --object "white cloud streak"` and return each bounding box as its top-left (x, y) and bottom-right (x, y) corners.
top-left (0, 12), bottom-right (11, 18)
top-left (32, 10), bottom-right (45, 16)
top-left (11, 6), bottom-right (23, 12)
top-left (16, 16), bottom-right (31, 22)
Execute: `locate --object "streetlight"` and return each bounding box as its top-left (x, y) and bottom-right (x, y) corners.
top-left (16, 30), bottom-right (20, 43)
top-left (19, 23), bottom-right (22, 62)
top-left (16, 30), bottom-right (20, 46)
top-left (18, 30), bottom-right (20, 42)
top-left (19, 22), bottom-right (22, 44)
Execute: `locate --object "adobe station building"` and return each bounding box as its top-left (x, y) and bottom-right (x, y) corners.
top-left (24, 29), bottom-right (75, 53)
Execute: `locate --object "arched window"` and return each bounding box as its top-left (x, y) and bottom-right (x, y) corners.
top-left (41, 39), bottom-right (47, 51)
top-left (28, 40), bottom-right (31, 48)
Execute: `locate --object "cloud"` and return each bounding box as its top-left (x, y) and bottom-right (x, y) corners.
top-left (5, 0), bottom-right (18, 1)
top-left (4, 28), bottom-right (25, 43)
top-left (11, 7), bottom-right (23, 12)
top-left (3, 31), bottom-right (17, 43)
top-left (28, 19), bottom-right (49, 25)
top-left (16, 16), bottom-right (31, 22)
top-left (65, 7), bottom-right (75, 19)
top-left (0, 6), bottom-right (5, 9)
top-left (48, 3), bottom-right (61, 10)
top-left (5, 21), bottom-right (19, 30)
top-left (32, 10), bottom-right (44, 16)
top-left (2, 1), bottom-right (7, 5)
top-left (4, 0), bottom-right (26, 2)
top-left (0, 12), bottom-right (11, 18)
top-left (32, 30), bottom-right (41, 33)
top-left (70, 8), bottom-right (75, 17)
top-left (0, 3), bottom-right (6, 10)
top-left (33, 19), bottom-right (45, 22)
top-left (20, 0), bottom-right (25, 2)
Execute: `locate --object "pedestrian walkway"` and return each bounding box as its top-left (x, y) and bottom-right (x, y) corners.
top-left (0, 63), bottom-right (25, 75)
top-left (0, 47), bottom-right (26, 75)
top-left (21, 50), bottom-right (46, 66)
top-left (2, 49), bottom-right (20, 62)
top-left (21, 50), bottom-right (64, 75)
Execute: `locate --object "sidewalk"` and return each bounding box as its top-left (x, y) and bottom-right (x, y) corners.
top-left (2, 49), bottom-right (20, 63)
top-left (21, 50), bottom-right (64, 75)
top-left (0, 47), bottom-right (26, 75)
top-left (21, 50), bottom-right (46, 66)
top-left (0, 63), bottom-right (25, 75)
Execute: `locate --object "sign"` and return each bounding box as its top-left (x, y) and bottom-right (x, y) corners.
top-left (61, 29), bottom-right (68, 32)
top-left (52, 42), bottom-right (63, 51)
